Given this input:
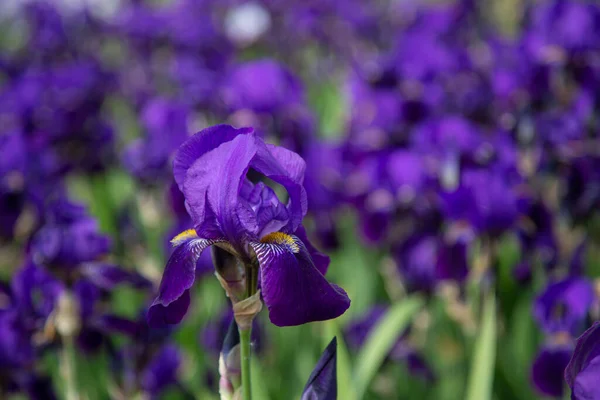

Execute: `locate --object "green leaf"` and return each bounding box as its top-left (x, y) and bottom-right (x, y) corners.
top-left (251, 356), bottom-right (270, 400)
top-left (465, 293), bottom-right (497, 400)
top-left (353, 295), bottom-right (424, 398)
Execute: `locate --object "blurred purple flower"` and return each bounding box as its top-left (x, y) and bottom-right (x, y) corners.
top-left (531, 345), bottom-right (572, 397)
top-left (123, 98), bottom-right (190, 181)
top-left (441, 169), bottom-right (525, 235)
top-left (222, 59), bottom-right (303, 114)
top-left (31, 199), bottom-right (111, 270)
top-left (533, 278), bottom-right (595, 335)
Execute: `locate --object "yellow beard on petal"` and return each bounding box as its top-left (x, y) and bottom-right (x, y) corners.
top-left (170, 229), bottom-right (198, 246)
top-left (260, 232), bottom-right (300, 253)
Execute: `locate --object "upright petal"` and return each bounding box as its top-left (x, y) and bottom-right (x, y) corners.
top-left (251, 233), bottom-right (350, 326)
top-left (173, 124), bottom-right (253, 189)
top-left (148, 236), bottom-right (216, 327)
top-left (301, 337), bottom-right (337, 400)
top-left (183, 134), bottom-right (257, 245)
top-left (252, 140), bottom-right (308, 232)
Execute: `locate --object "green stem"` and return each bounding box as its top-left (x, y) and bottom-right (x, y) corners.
top-left (62, 336), bottom-right (79, 400)
top-left (239, 327), bottom-right (253, 400)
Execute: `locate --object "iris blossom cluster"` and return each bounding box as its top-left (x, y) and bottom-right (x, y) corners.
top-left (1, 0), bottom-right (600, 398)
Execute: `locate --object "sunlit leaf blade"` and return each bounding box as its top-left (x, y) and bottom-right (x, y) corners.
top-left (465, 293), bottom-right (497, 400)
top-left (251, 356), bottom-right (270, 400)
top-left (354, 295), bottom-right (424, 398)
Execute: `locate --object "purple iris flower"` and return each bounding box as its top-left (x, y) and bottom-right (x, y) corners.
top-left (222, 59), bottom-right (303, 114)
top-left (561, 156), bottom-right (600, 223)
top-left (524, 0), bottom-right (600, 55)
top-left (531, 345), bottom-right (572, 397)
top-left (301, 337), bottom-right (337, 400)
top-left (140, 344), bottom-right (186, 399)
top-left (303, 141), bottom-right (345, 250)
top-left (31, 199), bottom-right (111, 270)
top-left (440, 169), bottom-right (526, 236)
top-left (393, 234), bottom-right (469, 293)
top-left (565, 322), bottom-right (600, 400)
top-left (148, 125), bottom-right (350, 327)
top-left (123, 98), bottom-right (190, 182)
top-left (165, 182), bottom-right (214, 279)
top-left (533, 278), bottom-right (595, 335)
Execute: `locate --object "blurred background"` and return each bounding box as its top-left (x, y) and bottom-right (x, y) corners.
top-left (1, 0), bottom-right (599, 399)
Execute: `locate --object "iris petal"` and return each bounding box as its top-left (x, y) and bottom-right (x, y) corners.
top-left (184, 134), bottom-right (257, 246)
top-left (148, 236), bottom-right (217, 327)
top-left (251, 234), bottom-right (350, 327)
top-left (173, 124), bottom-right (253, 189)
top-left (302, 337), bottom-right (337, 400)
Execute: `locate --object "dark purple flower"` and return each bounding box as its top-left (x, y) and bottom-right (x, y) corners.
top-left (518, 200), bottom-right (557, 270)
top-left (345, 306), bottom-right (387, 350)
top-left (123, 98), bottom-right (190, 181)
top-left (561, 156), bottom-right (600, 223)
top-left (148, 125), bottom-right (349, 327)
top-left (141, 344), bottom-right (182, 396)
top-left (394, 235), bottom-right (468, 293)
top-left (31, 199), bottom-right (111, 269)
top-left (11, 261), bottom-right (63, 321)
top-left (533, 278), bottom-right (595, 335)
top-left (440, 169), bottom-right (525, 235)
top-left (222, 59), bottom-right (303, 114)
top-left (303, 141), bottom-right (344, 250)
top-left (525, 0), bottom-right (600, 55)
top-left (531, 345), bottom-right (572, 397)
top-left (565, 322), bottom-right (600, 400)
top-left (301, 337), bottom-right (337, 400)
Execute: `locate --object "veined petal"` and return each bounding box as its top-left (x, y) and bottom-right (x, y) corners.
top-left (302, 337), bottom-right (337, 400)
top-left (295, 226), bottom-right (330, 275)
top-left (148, 236), bottom-right (217, 327)
top-left (252, 140), bottom-right (307, 232)
top-left (183, 133), bottom-right (257, 246)
top-left (173, 124), bottom-right (253, 189)
top-left (251, 233), bottom-right (350, 327)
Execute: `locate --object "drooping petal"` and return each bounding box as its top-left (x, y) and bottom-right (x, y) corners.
top-left (251, 233), bottom-right (350, 326)
top-left (301, 337), bottom-right (337, 400)
top-left (148, 236), bottom-right (216, 327)
top-left (173, 124), bottom-right (253, 189)
top-left (295, 226), bottom-right (330, 275)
